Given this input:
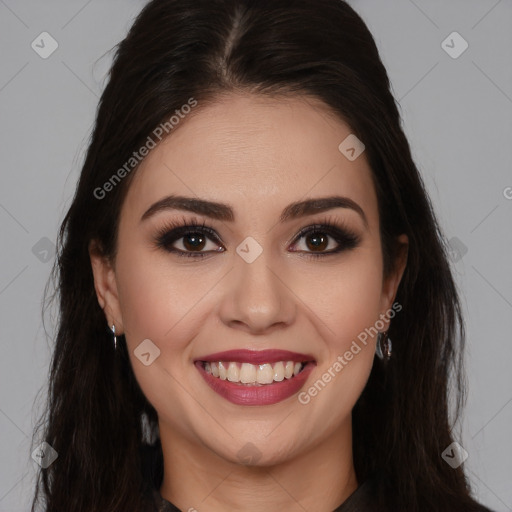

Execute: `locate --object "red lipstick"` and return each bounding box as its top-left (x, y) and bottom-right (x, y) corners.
top-left (196, 349), bottom-right (315, 364)
top-left (194, 349), bottom-right (316, 406)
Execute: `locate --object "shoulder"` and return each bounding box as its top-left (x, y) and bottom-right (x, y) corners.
top-left (340, 474), bottom-right (496, 512)
top-left (334, 477), bottom-right (384, 512)
top-left (152, 487), bottom-right (182, 512)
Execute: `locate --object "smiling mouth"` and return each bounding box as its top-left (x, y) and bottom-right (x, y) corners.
top-left (199, 360), bottom-right (309, 386)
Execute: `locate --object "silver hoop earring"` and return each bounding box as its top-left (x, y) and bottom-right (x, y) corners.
top-left (376, 331), bottom-right (392, 361)
top-left (111, 324), bottom-right (117, 350)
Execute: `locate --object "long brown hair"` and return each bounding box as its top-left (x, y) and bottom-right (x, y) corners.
top-left (32, 1), bottom-right (487, 510)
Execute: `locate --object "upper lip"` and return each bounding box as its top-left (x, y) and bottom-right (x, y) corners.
top-left (195, 349), bottom-right (315, 365)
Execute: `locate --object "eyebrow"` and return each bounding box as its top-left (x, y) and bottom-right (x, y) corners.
top-left (140, 194), bottom-right (368, 228)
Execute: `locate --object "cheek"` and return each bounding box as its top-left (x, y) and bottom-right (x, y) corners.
top-left (114, 244), bottom-right (207, 430)
top-left (293, 247), bottom-right (384, 346)
top-left (294, 258), bottom-right (382, 424)
top-left (115, 242), bottom-right (204, 347)
top-left (293, 246), bottom-right (383, 408)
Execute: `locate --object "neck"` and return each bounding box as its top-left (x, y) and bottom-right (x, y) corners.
top-left (159, 419), bottom-right (358, 512)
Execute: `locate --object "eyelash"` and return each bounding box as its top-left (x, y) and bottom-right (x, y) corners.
top-left (153, 215), bottom-right (361, 259)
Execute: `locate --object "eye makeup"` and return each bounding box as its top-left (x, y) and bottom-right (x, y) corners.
top-left (152, 214), bottom-right (361, 259)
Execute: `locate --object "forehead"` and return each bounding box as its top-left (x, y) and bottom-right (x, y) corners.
top-left (122, 93), bottom-right (378, 228)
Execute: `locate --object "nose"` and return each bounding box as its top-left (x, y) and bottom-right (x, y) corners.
top-left (217, 246), bottom-right (297, 335)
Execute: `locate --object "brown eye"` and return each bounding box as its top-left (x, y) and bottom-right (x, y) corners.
top-left (155, 224), bottom-right (224, 258)
top-left (290, 223), bottom-right (360, 258)
top-left (182, 233), bottom-right (207, 252)
top-left (305, 232), bottom-right (329, 252)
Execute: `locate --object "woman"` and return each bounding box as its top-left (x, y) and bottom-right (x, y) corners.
top-left (31, 1), bottom-right (494, 511)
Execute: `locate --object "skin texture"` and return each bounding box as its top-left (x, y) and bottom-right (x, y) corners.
top-left (90, 92), bottom-right (408, 512)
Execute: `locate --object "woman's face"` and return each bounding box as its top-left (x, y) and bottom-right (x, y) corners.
top-left (91, 92), bottom-right (407, 466)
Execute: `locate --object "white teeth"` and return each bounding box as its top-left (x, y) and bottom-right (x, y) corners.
top-left (256, 363), bottom-right (274, 384)
top-left (218, 361), bottom-right (227, 380)
top-left (240, 362), bottom-right (257, 383)
top-left (203, 360), bottom-right (306, 385)
top-left (285, 361), bottom-right (294, 379)
top-left (273, 361), bottom-right (285, 381)
top-left (227, 362), bottom-right (239, 382)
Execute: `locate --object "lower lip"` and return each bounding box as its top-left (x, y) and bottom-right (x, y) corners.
top-left (195, 361), bottom-right (316, 406)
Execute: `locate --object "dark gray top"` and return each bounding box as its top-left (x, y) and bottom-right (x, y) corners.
top-left (152, 477), bottom-right (377, 512)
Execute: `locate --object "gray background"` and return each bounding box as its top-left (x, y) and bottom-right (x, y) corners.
top-left (0, 0), bottom-right (511, 510)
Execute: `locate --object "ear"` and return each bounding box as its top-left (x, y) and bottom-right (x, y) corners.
top-left (89, 240), bottom-right (124, 334)
top-left (379, 234), bottom-right (408, 320)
